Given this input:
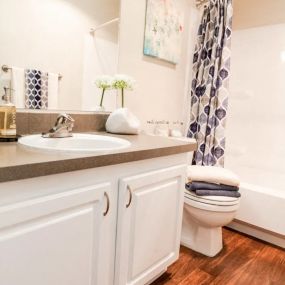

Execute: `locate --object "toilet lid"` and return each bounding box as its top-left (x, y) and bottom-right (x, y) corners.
top-left (185, 190), bottom-right (240, 206)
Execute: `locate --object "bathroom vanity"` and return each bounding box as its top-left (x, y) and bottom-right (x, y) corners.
top-left (0, 134), bottom-right (196, 285)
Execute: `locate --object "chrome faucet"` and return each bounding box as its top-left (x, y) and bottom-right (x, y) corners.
top-left (42, 113), bottom-right (75, 138)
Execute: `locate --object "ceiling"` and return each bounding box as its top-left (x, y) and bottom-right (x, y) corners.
top-left (233, 0), bottom-right (285, 30)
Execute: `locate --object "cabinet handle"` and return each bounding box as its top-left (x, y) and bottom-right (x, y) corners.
top-left (126, 185), bottom-right (133, 208)
top-left (103, 192), bottom-right (110, 216)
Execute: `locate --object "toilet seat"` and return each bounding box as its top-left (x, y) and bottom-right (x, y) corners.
top-left (184, 190), bottom-right (240, 212)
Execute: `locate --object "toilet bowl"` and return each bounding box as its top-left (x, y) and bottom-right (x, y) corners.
top-left (181, 191), bottom-right (240, 257)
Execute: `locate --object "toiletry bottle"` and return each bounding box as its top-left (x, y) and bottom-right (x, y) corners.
top-left (0, 87), bottom-right (16, 136)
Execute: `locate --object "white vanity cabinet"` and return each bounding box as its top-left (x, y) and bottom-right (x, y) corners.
top-left (115, 165), bottom-right (185, 285)
top-left (0, 182), bottom-right (112, 285)
top-left (0, 154), bottom-right (188, 285)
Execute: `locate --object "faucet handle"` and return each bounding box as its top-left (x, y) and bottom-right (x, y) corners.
top-left (57, 113), bottom-right (74, 123)
top-left (55, 113), bottom-right (74, 130)
top-left (42, 113), bottom-right (75, 138)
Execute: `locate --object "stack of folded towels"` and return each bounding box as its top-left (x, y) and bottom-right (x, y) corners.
top-left (186, 166), bottom-right (241, 198)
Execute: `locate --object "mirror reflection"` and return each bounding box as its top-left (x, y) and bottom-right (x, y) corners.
top-left (0, 0), bottom-right (120, 112)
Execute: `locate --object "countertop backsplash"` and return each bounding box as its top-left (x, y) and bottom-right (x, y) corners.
top-left (16, 110), bottom-right (110, 135)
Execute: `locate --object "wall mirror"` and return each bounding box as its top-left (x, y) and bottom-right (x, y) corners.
top-left (0, 0), bottom-right (120, 112)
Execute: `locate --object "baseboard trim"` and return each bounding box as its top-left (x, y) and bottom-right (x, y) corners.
top-left (146, 269), bottom-right (167, 285)
top-left (228, 219), bottom-right (285, 249)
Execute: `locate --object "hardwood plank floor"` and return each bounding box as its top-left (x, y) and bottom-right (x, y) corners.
top-left (151, 228), bottom-right (285, 285)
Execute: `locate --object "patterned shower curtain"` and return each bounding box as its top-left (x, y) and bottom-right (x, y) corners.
top-left (187, 0), bottom-right (233, 167)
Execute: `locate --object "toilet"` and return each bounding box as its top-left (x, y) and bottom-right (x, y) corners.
top-left (181, 190), bottom-right (240, 257)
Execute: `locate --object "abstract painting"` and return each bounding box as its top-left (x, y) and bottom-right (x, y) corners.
top-left (143, 0), bottom-right (184, 64)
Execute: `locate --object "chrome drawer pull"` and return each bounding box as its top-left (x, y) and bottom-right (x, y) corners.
top-left (103, 192), bottom-right (110, 216)
top-left (126, 185), bottom-right (133, 208)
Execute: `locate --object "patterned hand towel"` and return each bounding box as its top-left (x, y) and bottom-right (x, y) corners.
top-left (25, 69), bottom-right (48, 109)
top-left (185, 182), bottom-right (239, 192)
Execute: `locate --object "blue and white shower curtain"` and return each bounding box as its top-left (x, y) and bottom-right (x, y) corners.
top-left (187, 0), bottom-right (233, 167)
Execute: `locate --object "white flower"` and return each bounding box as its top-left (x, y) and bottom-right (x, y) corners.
top-left (95, 75), bottom-right (114, 90)
top-left (112, 74), bottom-right (136, 90)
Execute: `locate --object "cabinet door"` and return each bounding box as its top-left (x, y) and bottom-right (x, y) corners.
top-left (0, 183), bottom-right (111, 285)
top-left (115, 165), bottom-right (186, 285)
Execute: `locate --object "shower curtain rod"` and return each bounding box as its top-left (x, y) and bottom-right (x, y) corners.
top-left (196, 0), bottom-right (208, 8)
top-left (90, 18), bottom-right (120, 35)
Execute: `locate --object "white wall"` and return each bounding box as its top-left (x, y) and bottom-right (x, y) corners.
top-left (0, 0), bottom-right (120, 111)
top-left (118, 0), bottom-right (200, 132)
top-left (225, 24), bottom-right (285, 186)
top-left (0, 0), bottom-right (201, 120)
top-left (81, 34), bottom-right (119, 112)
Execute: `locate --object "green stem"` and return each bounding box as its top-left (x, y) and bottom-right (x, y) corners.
top-left (100, 88), bottom-right (105, 107)
top-left (121, 88), bottom-right (124, 108)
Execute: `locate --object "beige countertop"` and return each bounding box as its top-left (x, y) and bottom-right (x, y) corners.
top-left (0, 133), bottom-right (197, 183)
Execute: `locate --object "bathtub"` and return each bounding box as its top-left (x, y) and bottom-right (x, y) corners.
top-left (226, 166), bottom-right (285, 248)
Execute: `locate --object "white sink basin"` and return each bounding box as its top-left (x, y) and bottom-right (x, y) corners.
top-left (18, 133), bottom-right (131, 153)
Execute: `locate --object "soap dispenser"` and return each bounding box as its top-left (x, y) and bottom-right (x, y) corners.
top-left (0, 87), bottom-right (16, 137)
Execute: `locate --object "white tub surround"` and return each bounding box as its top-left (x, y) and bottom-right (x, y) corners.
top-left (228, 182), bottom-right (285, 248)
top-left (226, 23), bottom-right (285, 248)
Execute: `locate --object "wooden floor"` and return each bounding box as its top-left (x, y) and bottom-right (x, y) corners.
top-left (151, 228), bottom-right (285, 285)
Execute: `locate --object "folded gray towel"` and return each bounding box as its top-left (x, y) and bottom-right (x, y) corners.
top-left (185, 181), bottom-right (239, 192)
top-left (195, 190), bottom-right (241, 198)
